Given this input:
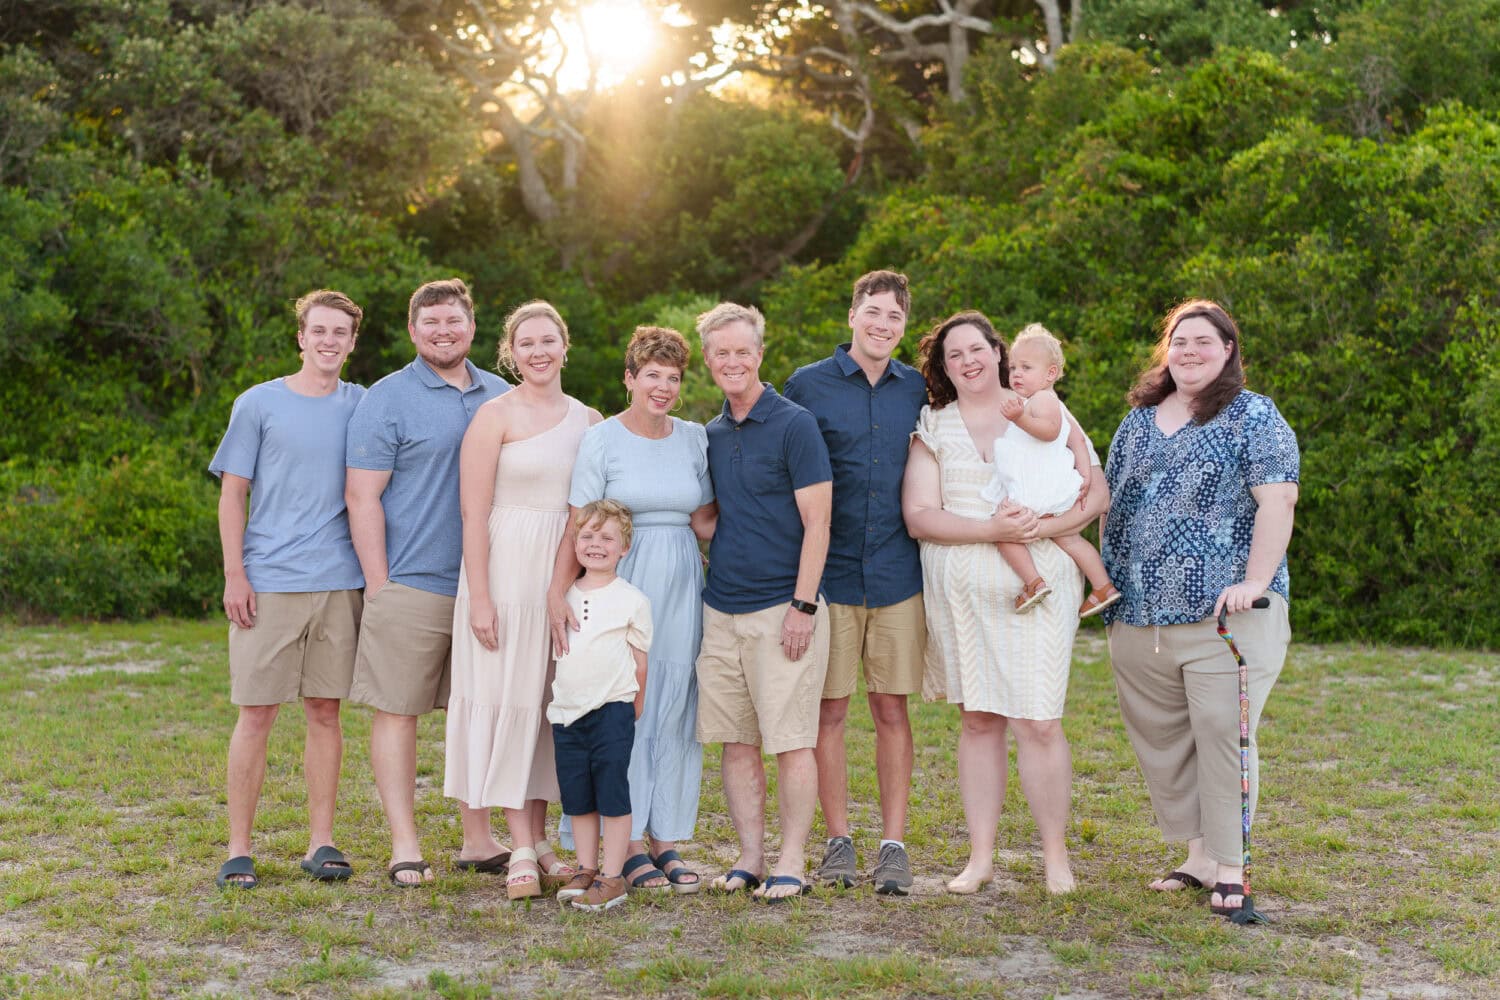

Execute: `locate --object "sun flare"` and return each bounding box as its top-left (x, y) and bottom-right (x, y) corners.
top-left (555, 0), bottom-right (663, 92)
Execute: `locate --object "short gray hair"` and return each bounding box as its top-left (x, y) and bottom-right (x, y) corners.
top-left (695, 302), bottom-right (765, 352)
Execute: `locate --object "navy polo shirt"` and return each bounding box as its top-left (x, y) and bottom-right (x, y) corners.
top-left (703, 384), bottom-right (833, 615)
top-left (784, 345), bottom-right (927, 608)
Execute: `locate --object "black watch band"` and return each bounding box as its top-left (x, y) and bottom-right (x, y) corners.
top-left (789, 598), bottom-right (817, 615)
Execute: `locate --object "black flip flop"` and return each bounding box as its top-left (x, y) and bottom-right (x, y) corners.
top-left (1210, 881), bottom-right (1247, 916)
top-left (1156, 870), bottom-right (1206, 891)
top-left (216, 855), bottom-right (258, 890)
top-left (757, 874), bottom-right (812, 904)
top-left (387, 860), bottom-right (432, 887)
top-left (649, 849), bottom-right (701, 893)
top-left (711, 868), bottom-right (761, 894)
top-left (455, 851), bottom-right (511, 874)
top-left (300, 845), bottom-right (353, 882)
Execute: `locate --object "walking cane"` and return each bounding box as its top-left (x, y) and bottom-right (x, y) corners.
top-left (1215, 595), bottom-right (1272, 925)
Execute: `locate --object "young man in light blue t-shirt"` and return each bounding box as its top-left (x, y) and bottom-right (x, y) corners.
top-left (209, 289), bottom-right (368, 890)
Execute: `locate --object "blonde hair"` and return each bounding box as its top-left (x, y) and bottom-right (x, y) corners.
top-left (295, 289), bottom-right (363, 338)
top-left (498, 300), bottom-right (569, 379)
top-left (625, 326), bottom-right (690, 375)
top-left (574, 498), bottom-right (634, 548)
top-left (1011, 323), bottom-right (1066, 377)
top-left (695, 302), bottom-right (764, 352)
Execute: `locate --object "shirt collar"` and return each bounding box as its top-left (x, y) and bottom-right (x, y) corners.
top-left (719, 382), bottom-right (780, 425)
top-left (833, 343), bottom-right (913, 384)
top-left (413, 356), bottom-right (481, 390)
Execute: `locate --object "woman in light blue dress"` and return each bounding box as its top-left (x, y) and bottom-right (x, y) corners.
top-left (547, 326), bottom-right (716, 893)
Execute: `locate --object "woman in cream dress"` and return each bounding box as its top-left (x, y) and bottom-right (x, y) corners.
top-left (902, 311), bottom-right (1107, 895)
top-left (447, 301), bottom-right (602, 899)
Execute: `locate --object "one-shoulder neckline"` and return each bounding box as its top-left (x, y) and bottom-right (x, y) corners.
top-left (508, 396), bottom-right (583, 446)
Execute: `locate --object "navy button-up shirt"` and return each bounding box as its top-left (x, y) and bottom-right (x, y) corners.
top-left (704, 384), bottom-right (833, 615)
top-left (783, 345), bottom-right (926, 608)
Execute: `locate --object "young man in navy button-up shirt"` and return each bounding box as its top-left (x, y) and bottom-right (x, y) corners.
top-left (783, 270), bottom-right (929, 896)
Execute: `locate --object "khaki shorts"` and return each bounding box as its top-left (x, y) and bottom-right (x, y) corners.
top-left (822, 593), bottom-right (928, 700)
top-left (229, 590), bottom-right (362, 706)
top-left (695, 599), bottom-right (830, 754)
top-left (348, 581), bottom-right (454, 716)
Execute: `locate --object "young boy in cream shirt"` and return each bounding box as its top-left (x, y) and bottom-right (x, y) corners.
top-left (548, 499), bottom-right (652, 911)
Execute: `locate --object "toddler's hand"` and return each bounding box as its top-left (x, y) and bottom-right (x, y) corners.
top-left (1000, 394), bottom-right (1024, 421)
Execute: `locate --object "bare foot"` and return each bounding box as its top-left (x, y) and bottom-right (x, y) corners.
top-left (1045, 867), bottom-right (1076, 894)
top-left (945, 865), bottom-right (994, 895)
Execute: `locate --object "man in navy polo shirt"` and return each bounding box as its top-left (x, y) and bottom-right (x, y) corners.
top-left (783, 269), bottom-right (929, 896)
top-left (345, 278), bottom-right (510, 886)
top-left (694, 302), bottom-right (833, 902)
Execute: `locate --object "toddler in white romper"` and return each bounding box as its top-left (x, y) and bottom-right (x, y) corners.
top-left (980, 326), bottom-right (1121, 616)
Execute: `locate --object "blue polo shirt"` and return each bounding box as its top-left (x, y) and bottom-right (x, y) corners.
top-left (783, 345), bottom-right (926, 608)
top-left (346, 357), bottom-right (510, 596)
top-left (703, 384), bottom-right (833, 615)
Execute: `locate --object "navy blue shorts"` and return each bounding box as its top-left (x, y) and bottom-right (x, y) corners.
top-left (552, 701), bottom-right (634, 818)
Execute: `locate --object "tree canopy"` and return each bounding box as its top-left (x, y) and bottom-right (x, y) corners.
top-left (3, 0), bottom-right (1498, 645)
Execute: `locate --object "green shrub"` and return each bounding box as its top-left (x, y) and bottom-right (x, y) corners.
top-left (0, 448), bottom-right (220, 620)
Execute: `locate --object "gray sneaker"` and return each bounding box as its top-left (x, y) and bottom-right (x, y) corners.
top-left (816, 836), bottom-right (857, 888)
top-left (872, 842), bottom-right (913, 896)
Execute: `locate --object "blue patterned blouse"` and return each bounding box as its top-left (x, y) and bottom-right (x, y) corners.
top-left (1102, 390), bottom-right (1299, 626)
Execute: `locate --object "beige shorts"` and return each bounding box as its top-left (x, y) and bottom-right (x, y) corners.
top-left (228, 590), bottom-right (362, 706)
top-left (348, 581), bottom-right (454, 716)
top-left (695, 600), bottom-right (830, 754)
top-left (822, 593), bottom-right (928, 700)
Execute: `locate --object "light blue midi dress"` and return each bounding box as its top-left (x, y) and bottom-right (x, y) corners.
top-left (564, 416), bottom-right (713, 842)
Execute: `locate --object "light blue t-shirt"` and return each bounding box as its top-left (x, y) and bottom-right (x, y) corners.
top-left (345, 358), bottom-right (510, 597)
top-left (209, 378), bottom-right (367, 593)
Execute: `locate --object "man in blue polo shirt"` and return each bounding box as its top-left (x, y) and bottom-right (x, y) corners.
top-left (345, 278), bottom-right (510, 886)
top-left (695, 302), bottom-right (833, 902)
top-left (783, 269), bottom-right (930, 896)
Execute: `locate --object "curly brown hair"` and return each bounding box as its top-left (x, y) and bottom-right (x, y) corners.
top-left (1127, 299), bottom-right (1245, 423)
top-left (851, 269), bottom-right (911, 317)
top-left (917, 310), bottom-right (1009, 409)
top-left (625, 325), bottom-right (690, 375)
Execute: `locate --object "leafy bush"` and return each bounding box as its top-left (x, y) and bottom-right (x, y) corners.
top-left (0, 449), bottom-right (220, 620)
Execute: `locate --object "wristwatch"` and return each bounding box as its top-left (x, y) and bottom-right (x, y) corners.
top-left (789, 598), bottom-right (817, 615)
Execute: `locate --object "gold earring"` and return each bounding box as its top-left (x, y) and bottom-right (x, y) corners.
top-left (671, 396), bottom-right (685, 413)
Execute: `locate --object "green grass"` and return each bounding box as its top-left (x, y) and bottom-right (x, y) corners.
top-left (0, 621), bottom-right (1496, 997)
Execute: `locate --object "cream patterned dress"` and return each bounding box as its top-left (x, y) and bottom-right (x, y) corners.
top-left (914, 403), bottom-right (1084, 720)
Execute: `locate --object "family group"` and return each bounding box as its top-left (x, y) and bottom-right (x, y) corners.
top-left (211, 270), bottom-right (1298, 918)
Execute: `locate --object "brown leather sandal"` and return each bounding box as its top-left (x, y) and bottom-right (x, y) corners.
top-left (1079, 583), bottom-right (1122, 618)
top-left (1014, 577), bottom-right (1052, 613)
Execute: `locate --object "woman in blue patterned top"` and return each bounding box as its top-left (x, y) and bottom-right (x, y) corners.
top-left (1102, 299), bottom-right (1298, 918)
